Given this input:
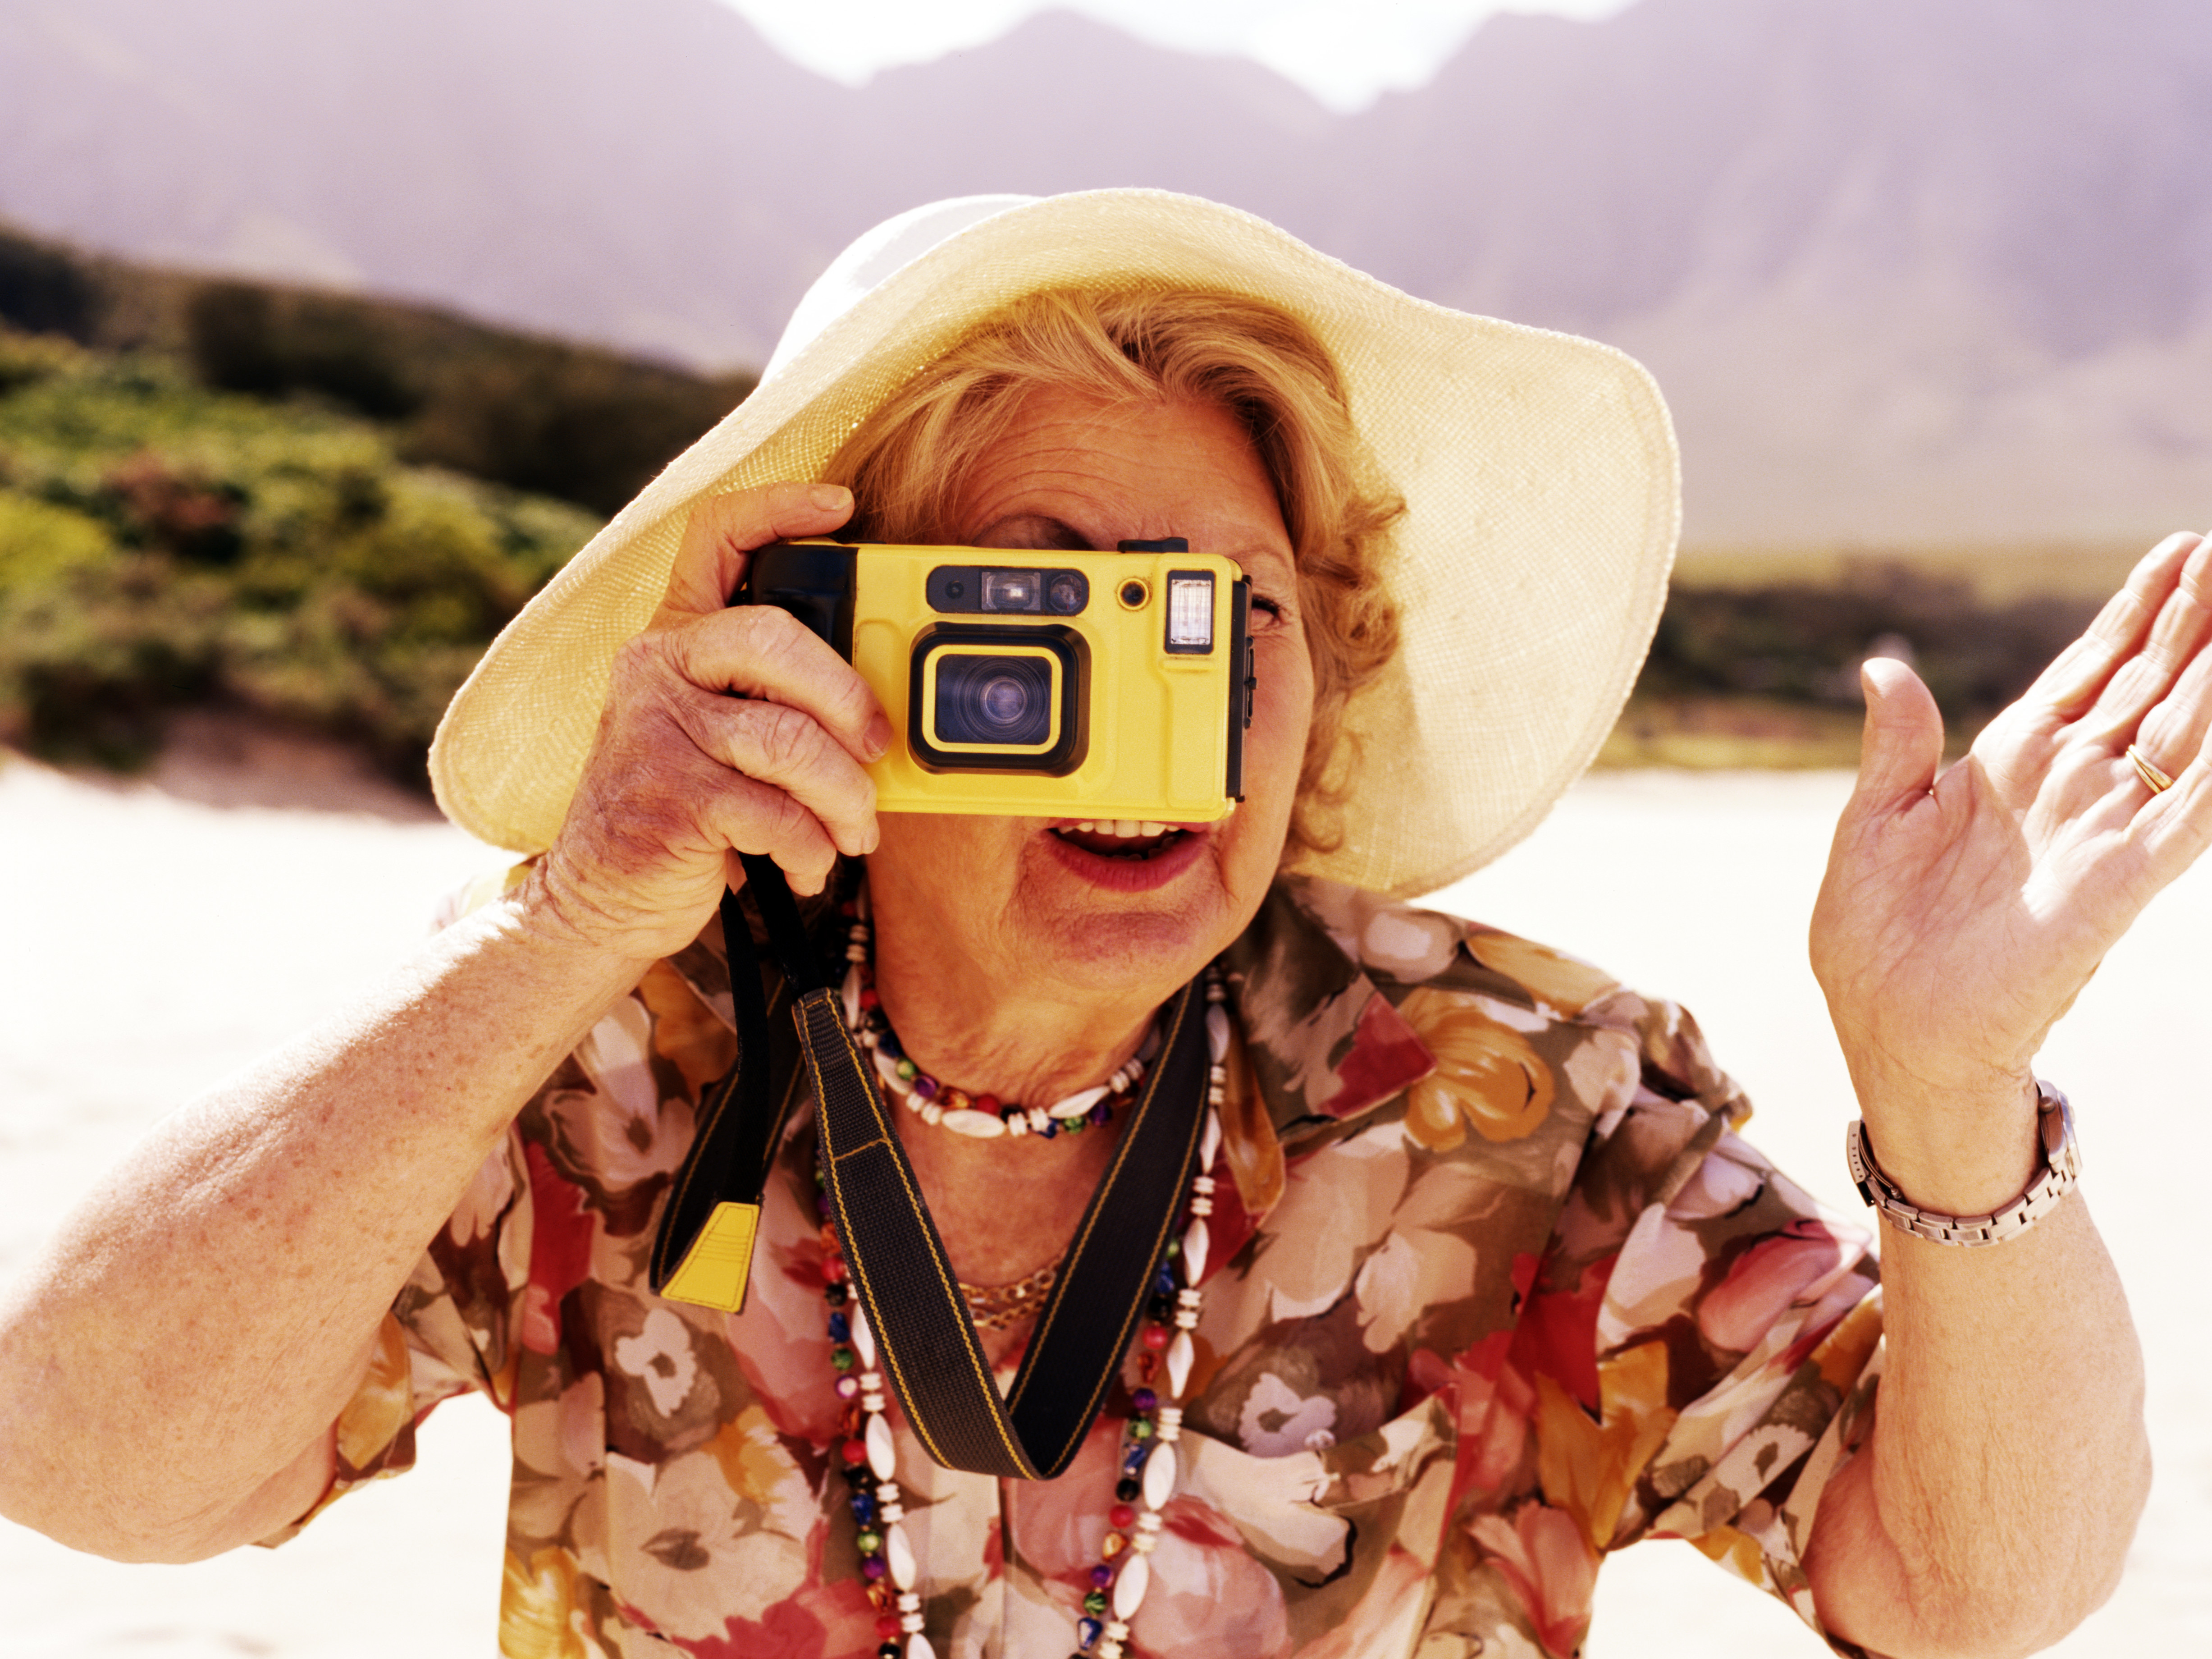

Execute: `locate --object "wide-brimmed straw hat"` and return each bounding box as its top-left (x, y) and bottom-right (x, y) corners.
top-left (429, 190), bottom-right (1678, 899)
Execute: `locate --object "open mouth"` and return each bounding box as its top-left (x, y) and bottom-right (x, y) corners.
top-left (1050, 819), bottom-right (1192, 860)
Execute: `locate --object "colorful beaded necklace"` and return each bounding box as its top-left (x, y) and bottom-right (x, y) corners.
top-left (814, 893), bottom-right (1229, 1659)
top-left (837, 904), bottom-right (1158, 1142)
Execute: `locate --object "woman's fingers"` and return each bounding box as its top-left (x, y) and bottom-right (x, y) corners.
top-left (655, 482), bottom-right (856, 623)
top-left (2025, 532), bottom-right (2201, 718)
top-left (669, 683), bottom-right (881, 860)
top-left (529, 481), bottom-right (882, 953)
top-left (603, 606), bottom-right (885, 861)
top-left (1849, 655), bottom-right (1946, 814)
top-left (700, 772), bottom-right (845, 895)
top-left (625, 481), bottom-right (891, 866)
top-left (2132, 632), bottom-right (2212, 786)
top-left (2137, 724), bottom-right (2212, 879)
top-left (668, 604), bottom-right (891, 767)
top-left (653, 483), bottom-right (892, 784)
top-left (2058, 534), bottom-right (2212, 740)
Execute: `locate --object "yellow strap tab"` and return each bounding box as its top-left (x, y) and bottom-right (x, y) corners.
top-left (658, 1201), bottom-right (761, 1312)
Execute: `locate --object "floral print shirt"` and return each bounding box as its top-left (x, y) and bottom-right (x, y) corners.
top-left (281, 875), bottom-right (1883, 1659)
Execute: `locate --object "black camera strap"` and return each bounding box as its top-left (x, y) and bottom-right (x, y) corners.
top-left (644, 878), bottom-right (803, 1312)
top-left (649, 854), bottom-right (1211, 1480)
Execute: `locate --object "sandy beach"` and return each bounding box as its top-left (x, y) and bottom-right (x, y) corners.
top-left (2, 743), bottom-right (2206, 1656)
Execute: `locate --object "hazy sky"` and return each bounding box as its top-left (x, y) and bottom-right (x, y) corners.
top-left (716, 0), bottom-right (1637, 111)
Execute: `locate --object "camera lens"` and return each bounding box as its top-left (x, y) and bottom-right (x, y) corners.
top-left (1046, 572), bottom-right (1088, 615)
top-left (934, 652), bottom-right (1056, 747)
top-left (980, 677), bottom-right (1028, 725)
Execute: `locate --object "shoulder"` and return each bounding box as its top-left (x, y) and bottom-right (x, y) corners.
top-left (1276, 874), bottom-right (1624, 1012)
top-left (1240, 875), bottom-right (1749, 1161)
top-left (1266, 875), bottom-right (1725, 1058)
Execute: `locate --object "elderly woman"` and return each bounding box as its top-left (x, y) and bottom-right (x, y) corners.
top-left (0, 193), bottom-right (2181, 1659)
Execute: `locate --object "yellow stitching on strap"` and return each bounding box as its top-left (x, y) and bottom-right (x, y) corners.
top-left (1010, 981), bottom-right (1200, 1446)
top-left (660, 1201), bottom-right (761, 1312)
top-left (814, 998), bottom-right (1035, 1475)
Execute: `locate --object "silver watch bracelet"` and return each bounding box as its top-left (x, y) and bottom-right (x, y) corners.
top-left (1845, 1079), bottom-right (2080, 1247)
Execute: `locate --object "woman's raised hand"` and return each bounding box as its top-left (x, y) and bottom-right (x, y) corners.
top-left (528, 483), bottom-right (890, 963)
top-left (1810, 531), bottom-right (2212, 1208)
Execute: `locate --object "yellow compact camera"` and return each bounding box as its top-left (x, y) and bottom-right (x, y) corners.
top-left (738, 539), bottom-right (1256, 821)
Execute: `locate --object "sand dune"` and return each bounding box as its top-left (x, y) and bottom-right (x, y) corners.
top-left (1, 753), bottom-right (2204, 1654)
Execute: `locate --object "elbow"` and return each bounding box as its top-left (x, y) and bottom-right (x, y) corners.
top-left (2019, 1421), bottom-right (2154, 1655)
top-left (0, 1427), bottom-right (338, 1566)
top-left (0, 1478), bottom-right (239, 1565)
top-left (0, 1417), bottom-right (216, 1561)
top-left (1891, 1441), bottom-right (2153, 1659)
top-left (2048, 1435), bottom-right (2153, 1642)
top-left (10, 1497), bottom-right (291, 1567)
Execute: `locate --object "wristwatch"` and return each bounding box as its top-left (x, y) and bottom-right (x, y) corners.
top-left (1845, 1079), bottom-right (2080, 1247)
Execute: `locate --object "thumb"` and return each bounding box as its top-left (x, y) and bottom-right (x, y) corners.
top-left (1851, 655), bottom-right (1945, 811)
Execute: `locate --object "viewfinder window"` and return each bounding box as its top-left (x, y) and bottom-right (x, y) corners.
top-left (980, 570), bottom-right (1043, 613)
top-left (1165, 573), bottom-right (1215, 652)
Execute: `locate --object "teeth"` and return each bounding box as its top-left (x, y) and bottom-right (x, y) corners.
top-left (1113, 819), bottom-right (1138, 836)
top-left (1139, 821), bottom-right (1167, 836)
top-left (1075, 820), bottom-right (1097, 832)
top-left (1059, 820), bottom-right (1188, 841)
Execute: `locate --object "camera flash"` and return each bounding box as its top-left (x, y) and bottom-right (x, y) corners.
top-left (1166, 576), bottom-right (1214, 649)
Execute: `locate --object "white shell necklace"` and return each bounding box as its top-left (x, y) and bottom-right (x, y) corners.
top-left (814, 889), bottom-right (1231, 1659)
top-left (837, 890), bottom-right (1161, 1144)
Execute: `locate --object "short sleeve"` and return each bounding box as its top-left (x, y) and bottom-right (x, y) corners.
top-left (1514, 988), bottom-right (1883, 1652)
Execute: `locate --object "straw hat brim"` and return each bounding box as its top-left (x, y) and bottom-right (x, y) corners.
top-left (428, 189), bottom-right (1678, 899)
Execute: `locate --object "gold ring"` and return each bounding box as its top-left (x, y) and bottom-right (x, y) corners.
top-left (2127, 743), bottom-right (2176, 793)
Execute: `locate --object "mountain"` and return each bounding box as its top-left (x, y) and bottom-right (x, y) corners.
top-left (4, 0), bottom-right (2208, 546)
top-left (1330, 0), bottom-right (2212, 544)
top-left (0, 0), bottom-right (1337, 367)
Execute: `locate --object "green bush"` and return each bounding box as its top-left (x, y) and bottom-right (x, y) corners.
top-left (0, 328), bottom-right (85, 396)
top-left (0, 228), bottom-right (104, 342)
top-left (1641, 564), bottom-right (2096, 726)
top-left (0, 490), bottom-right (114, 587)
top-left (0, 325), bottom-right (599, 779)
top-left (186, 282), bottom-right (422, 419)
top-left (176, 274), bottom-right (753, 514)
top-left (400, 343), bottom-right (748, 516)
top-left (0, 554), bottom-right (226, 766)
top-left (0, 224), bottom-right (747, 784)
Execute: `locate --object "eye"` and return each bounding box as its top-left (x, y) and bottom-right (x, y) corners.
top-left (1249, 594), bottom-right (1289, 627)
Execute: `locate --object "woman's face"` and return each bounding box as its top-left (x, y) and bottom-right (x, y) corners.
top-left (866, 387), bottom-right (1314, 1002)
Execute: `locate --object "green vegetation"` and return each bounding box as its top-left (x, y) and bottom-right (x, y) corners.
top-left (0, 229), bottom-right (105, 342)
top-left (179, 280), bottom-right (754, 517)
top-left (1606, 559), bottom-right (2105, 769)
top-left (0, 326), bottom-right (601, 773)
top-left (0, 222), bottom-right (755, 783)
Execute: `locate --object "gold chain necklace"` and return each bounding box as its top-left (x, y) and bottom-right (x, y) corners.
top-left (955, 1261), bottom-right (1061, 1332)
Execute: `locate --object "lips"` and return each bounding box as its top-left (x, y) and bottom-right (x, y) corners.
top-left (1041, 814), bottom-right (1218, 892)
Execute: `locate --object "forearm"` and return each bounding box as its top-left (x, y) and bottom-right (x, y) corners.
top-left (1808, 1079), bottom-right (2150, 1658)
top-left (0, 885), bottom-right (655, 1561)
